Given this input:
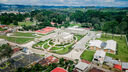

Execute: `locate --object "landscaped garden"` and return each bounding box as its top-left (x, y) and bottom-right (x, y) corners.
top-left (32, 34), bottom-right (84, 54)
top-left (97, 34), bottom-right (128, 62)
top-left (80, 50), bottom-right (95, 62)
top-left (32, 40), bottom-right (49, 50)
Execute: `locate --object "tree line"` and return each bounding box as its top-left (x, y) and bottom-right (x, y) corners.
top-left (0, 9), bottom-right (128, 35)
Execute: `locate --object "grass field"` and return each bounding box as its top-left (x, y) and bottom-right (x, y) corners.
top-left (18, 21), bottom-right (35, 26)
top-left (0, 32), bottom-right (44, 44)
top-left (0, 35), bottom-right (34, 44)
top-left (12, 32), bottom-right (36, 37)
top-left (97, 34), bottom-right (128, 62)
top-left (81, 50), bottom-right (95, 62)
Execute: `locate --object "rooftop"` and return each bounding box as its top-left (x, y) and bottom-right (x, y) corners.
top-left (51, 67), bottom-right (67, 72)
top-left (75, 62), bottom-right (89, 71)
top-left (104, 40), bottom-right (117, 51)
top-left (89, 40), bottom-right (103, 48)
top-left (94, 50), bottom-right (106, 58)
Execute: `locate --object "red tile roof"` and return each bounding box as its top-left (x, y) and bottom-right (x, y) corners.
top-left (39, 56), bottom-right (59, 66)
top-left (114, 64), bottom-right (122, 70)
top-left (36, 27), bottom-right (56, 34)
top-left (0, 25), bottom-right (7, 28)
top-left (13, 48), bottom-right (21, 53)
top-left (51, 67), bottom-right (67, 72)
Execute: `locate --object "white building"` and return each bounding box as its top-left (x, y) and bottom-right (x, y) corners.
top-left (89, 40), bottom-right (117, 54)
top-left (93, 50), bottom-right (106, 64)
top-left (89, 40), bottom-right (103, 50)
top-left (0, 39), bottom-right (7, 46)
top-left (104, 40), bottom-right (117, 54)
top-left (75, 62), bottom-right (90, 72)
top-left (52, 30), bottom-right (74, 44)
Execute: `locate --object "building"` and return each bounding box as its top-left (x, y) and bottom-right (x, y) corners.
top-left (75, 62), bottom-right (90, 72)
top-left (89, 40), bottom-right (117, 54)
top-left (39, 56), bottom-right (59, 66)
top-left (36, 27), bottom-right (57, 34)
top-left (0, 39), bottom-right (7, 46)
top-left (89, 40), bottom-right (103, 50)
top-left (122, 62), bottom-right (128, 71)
top-left (51, 67), bottom-right (67, 72)
top-left (52, 30), bottom-right (74, 44)
top-left (104, 40), bottom-right (117, 54)
top-left (104, 56), bottom-right (120, 65)
top-left (93, 50), bottom-right (106, 64)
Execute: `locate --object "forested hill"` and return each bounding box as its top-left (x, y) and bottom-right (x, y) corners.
top-left (0, 3), bottom-right (128, 11)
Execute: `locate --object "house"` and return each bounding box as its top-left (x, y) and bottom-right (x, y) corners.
top-left (104, 40), bottom-right (117, 54)
top-left (51, 67), bottom-right (67, 72)
top-left (39, 56), bottom-right (59, 66)
top-left (0, 39), bottom-right (7, 46)
top-left (89, 40), bottom-right (117, 54)
top-left (122, 62), bottom-right (128, 71)
top-left (104, 56), bottom-right (120, 65)
top-left (75, 62), bottom-right (90, 72)
top-left (93, 50), bottom-right (106, 64)
top-left (89, 40), bottom-right (103, 50)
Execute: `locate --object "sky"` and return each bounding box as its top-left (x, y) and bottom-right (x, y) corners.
top-left (0, 0), bottom-right (128, 7)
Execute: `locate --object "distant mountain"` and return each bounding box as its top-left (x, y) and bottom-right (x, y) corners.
top-left (0, 3), bottom-right (128, 11)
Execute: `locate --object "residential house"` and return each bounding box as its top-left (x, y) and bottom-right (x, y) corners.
top-left (93, 50), bottom-right (106, 65)
top-left (39, 56), bottom-right (59, 66)
top-left (89, 40), bottom-right (103, 50)
top-left (89, 40), bottom-right (117, 54)
top-left (122, 62), bottom-right (128, 71)
top-left (104, 40), bottom-right (117, 54)
top-left (75, 62), bottom-right (90, 72)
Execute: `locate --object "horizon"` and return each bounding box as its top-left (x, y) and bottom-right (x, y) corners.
top-left (0, 0), bottom-right (128, 7)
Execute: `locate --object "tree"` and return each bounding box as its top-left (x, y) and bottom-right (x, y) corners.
top-left (0, 44), bottom-right (13, 61)
top-left (119, 21), bottom-right (127, 38)
top-left (13, 21), bottom-right (18, 26)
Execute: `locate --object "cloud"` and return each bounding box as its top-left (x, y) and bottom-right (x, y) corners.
top-left (0, 0), bottom-right (128, 7)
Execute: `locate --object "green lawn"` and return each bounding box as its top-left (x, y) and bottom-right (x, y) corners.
top-left (69, 24), bottom-right (81, 27)
top-left (81, 50), bottom-right (95, 62)
top-left (97, 34), bottom-right (128, 62)
top-left (0, 35), bottom-right (34, 44)
top-left (52, 44), bottom-right (73, 54)
top-left (12, 32), bottom-right (36, 37)
top-left (18, 21), bottom-right (35, 26)
top-left (51, 47), bottom-right (63, 50)
top-left (75, 34), bottom-right (84, 41)
top-left (44, 43), bottom-right (50, 49)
